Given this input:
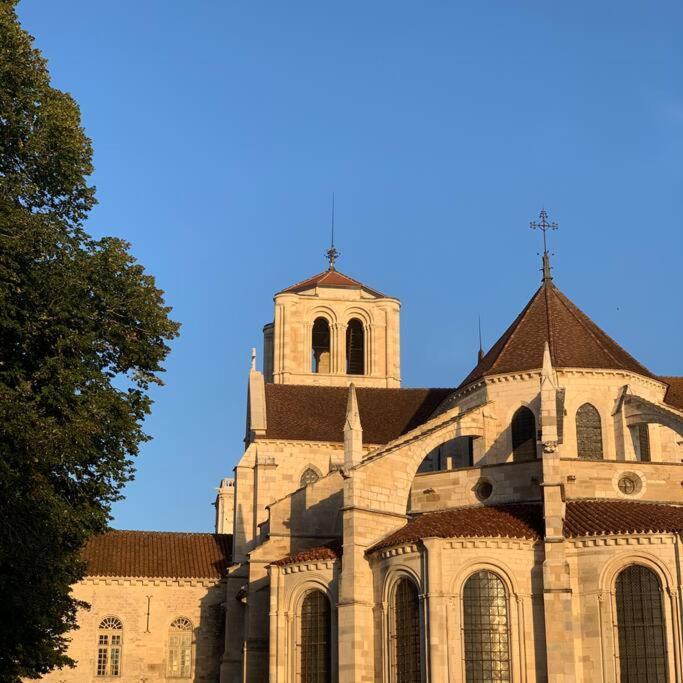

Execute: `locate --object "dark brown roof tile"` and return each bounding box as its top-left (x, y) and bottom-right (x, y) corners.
top-left (460, 282), bottom-right (653, 388)
top-left (272, 541), bottom-right (342, 566)
top-left (83, 530), bottom-right (232, 579)
top-left (264, 385), bottom-right (454, 444)
top-left (564, 500), bottom-right (683, 537)
top-left (279, 269), bottom-right (385, 297)
top-left (368, 500), bottom-right (683, 553)
top-left (661, 376), bottom-right (683, 411)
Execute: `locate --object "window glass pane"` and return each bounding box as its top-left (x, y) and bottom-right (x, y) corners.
top-left (300, 468), bottom-right (320, 487)
top-left (300, 590), bottom-right (331, 683)
top-left (463, 570), bottom-right (511, 683)
top-left (616, 565), bottom-right (667, 682)
top-left (97, 648), bottom-right (108, 676)
top-left (576, 403), bottom-right (603, 459)
top-left (511, 407), bottom-right (536, 462)
top-left (394, 579), bottom-right (421, 683)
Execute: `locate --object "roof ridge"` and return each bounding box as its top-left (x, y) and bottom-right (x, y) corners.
top-left (278, 268), bottom-right (387, 297)
top-left (543, 283), bottom-right (554, 359)
top-left (550, 285), bottom-right (652, 377)
top-left (487, 285), bottom-right (545, 375)
top-left (278, 269), bottom-right (331, 292)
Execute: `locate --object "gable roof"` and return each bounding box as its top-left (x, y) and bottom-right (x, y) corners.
top-left (459, 281), bottom-right (654, 388)
top-left (278, 268), bottom-right (385, 297)
top-left (368, 500), bottom-right (683, 554)
top-left (263, 384), bottom-right (454, 444)
top-left (83, 530), bottom-right (232, 579)
top-left (661, 376), bottom-right (683, 411)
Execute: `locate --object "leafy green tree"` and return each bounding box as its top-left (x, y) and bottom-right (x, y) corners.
top-left (0, 1), bottom-right (180, 678)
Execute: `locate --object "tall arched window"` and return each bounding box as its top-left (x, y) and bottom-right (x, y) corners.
top-left (615, 565), bottom-right (668, 682)
top-left (168, 617), bottom-right (193, 678)
top-left (576, 403), bottom-right (603, 459)
top-left (511, 406), bottom-right (536, 462)
top-left (300, 467), bottom-right (320, 488)
top-left (393, 578), bottom-right (422, 683)
top-left (636, 424), bottom-right (651, 462)
top-left (463, 571), bottom-right (511, 683)
top-left (96, 616), bottom-right (123, 677)
top-left (345, 318), bottom-right (365, 375)
top-left (312, 318), bottom-right (331, 373)
top-left (300, 590), bottom-right (331, 683)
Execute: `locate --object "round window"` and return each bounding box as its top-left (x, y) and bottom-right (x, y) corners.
top-left (475, 480), bottom-right (493, 501)
top-left (617, 473), bottom-right (642, 496)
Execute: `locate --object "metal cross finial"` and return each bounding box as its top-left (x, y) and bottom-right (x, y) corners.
top-left (325, 192), bottom-right (340, 270)
top-left (530, 208), bottom-right (558, 282)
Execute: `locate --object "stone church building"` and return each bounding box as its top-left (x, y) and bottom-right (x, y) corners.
top-left (40, 244), bottom-right (683, 682)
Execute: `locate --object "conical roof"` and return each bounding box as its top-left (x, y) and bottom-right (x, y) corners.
top-left (459, 281), bottom-right (653, 388)
top-left (278, 268), bottom-right (385, 297)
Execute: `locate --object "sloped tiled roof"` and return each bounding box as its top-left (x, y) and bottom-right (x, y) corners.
top-left (368, 504), bottom-right (545, 553)
top-left (278, 268), bottom-right (385, 297)
top-left (564, 500), bottom-right (683, 537)
top-left (661, 376), bottom-right (683, 412)
top-left (83, 530), bottom-right (232, 579)
top-left (368, 500), bottom-right (683, 554)
top-left (263, 384), bottom-right (454, 444)
top-left (272, 541), bottom-right (342, 567)
top-left (459, 281), bottom-right (654, 389)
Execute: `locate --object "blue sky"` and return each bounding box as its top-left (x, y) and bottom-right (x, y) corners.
top-left (17, 1), bottom-right (682, 532)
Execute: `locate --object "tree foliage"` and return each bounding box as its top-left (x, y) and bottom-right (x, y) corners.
top-left (0, 1), bottom-right (180, 678)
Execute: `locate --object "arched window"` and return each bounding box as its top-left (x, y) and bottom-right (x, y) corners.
top-left (635, 424), bottom-right (651, 462)
top-left (312, 318), bottom-right (331, 373)
top-left (393, 578), bottom-right (422, 683)
top-left (576, 403), bottom-right (603, 459)
top-left (345, 318), bottom-right (365, 375)
top-left (463, 571), bottom-right (511, 683)
top-left (300, 590), bottom-right (331, 683)
top-left (615, 565), bottom-right (667, 681)
top-left (96, 616), bottom-right (123, 677)
top-left (511, 406), bottom-right (536, 462)
top-left (300, 467), bottom-right (320, 487)
top-left (168, 617), bottom-right (193, 678)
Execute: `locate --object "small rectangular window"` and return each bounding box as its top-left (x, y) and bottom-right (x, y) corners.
top-left (637, 424), bottom-right (651, 462)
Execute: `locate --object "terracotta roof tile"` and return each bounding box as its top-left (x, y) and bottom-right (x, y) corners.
top-left (459, 281), bottom-right (653, 388)
top-left (272, 541), bottom-right (342, 566)
top-left (661, 376), bottom-right (683, 411)
top-left (564, 500), bottom-right (683, 537)
top-left (368, 504), bottom-right (544, 553)
top-left (264, 385), bottom-right (454, 444)
top-left (279, 269), bottom-right (385, 297)
top-left (83, 530), bottom-right (232, 579)
top-left (368, 500), bottom-right (683, 553)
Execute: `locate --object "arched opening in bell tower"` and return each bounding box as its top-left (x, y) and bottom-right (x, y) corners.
top-left (312, 317), bottom-right (331, 373)
top-left (346, 318), bottom-right (365, 375)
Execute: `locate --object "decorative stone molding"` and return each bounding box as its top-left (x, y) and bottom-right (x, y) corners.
top-left (281, 560), bottom-right (337, 574)
top-left (568, 534), bottom-right (675, 549)
top-left (446, 538), bottom-right (537, 551)
top-left (377, 544), bottom-right (419, 560)
top-left (82, 576), bottom-right (223, 588)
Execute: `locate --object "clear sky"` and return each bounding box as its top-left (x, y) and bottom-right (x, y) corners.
top-left (17, 1), bottom-right (682, 532)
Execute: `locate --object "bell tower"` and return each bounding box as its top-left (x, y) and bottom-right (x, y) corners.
top-left (262, 259), bottom-right (401, 388)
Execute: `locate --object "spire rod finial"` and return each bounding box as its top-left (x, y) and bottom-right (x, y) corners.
top-left (325, 192), bottom-right (340, 270)
top-left (530, 207), bottom-right (558, 282)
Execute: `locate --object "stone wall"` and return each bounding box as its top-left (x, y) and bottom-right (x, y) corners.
top-left (39, 578), bottom-right (225, 683)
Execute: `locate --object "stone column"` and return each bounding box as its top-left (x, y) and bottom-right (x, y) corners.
top-left (337, 505), bottom-right (376, 683)
top-left (333, 323), bottom-right (345, 376)
top-left (422, 538), bottom-right (449, 680)
top-left (540, 342), bottom-right (577, 681)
